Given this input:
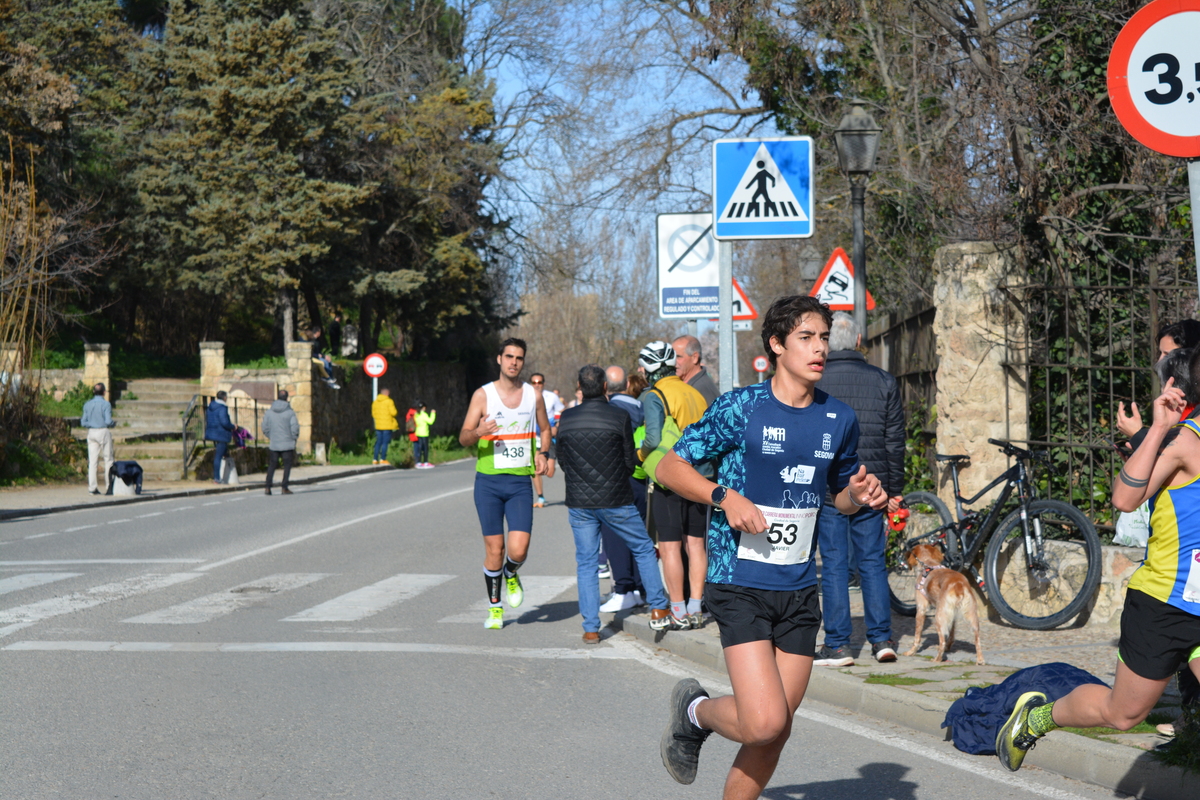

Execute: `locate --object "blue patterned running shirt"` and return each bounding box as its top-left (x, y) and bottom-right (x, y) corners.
top-left (672, 382), bottom-right (861, 591)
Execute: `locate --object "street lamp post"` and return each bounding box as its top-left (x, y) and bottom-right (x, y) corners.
top-left (833, 102), bottom-right (882, 335)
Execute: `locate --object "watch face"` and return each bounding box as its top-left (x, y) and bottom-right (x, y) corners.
top-left (712, 486), bottom-right (727, 506)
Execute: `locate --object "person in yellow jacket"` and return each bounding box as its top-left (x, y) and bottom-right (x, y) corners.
top-left (414, 401), bottom-right (437, 468)
top-left (371, 388), bottom-right (399, 465)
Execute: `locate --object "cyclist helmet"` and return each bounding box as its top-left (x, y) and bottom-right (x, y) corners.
top-left (638, 341), bottom-right (676, 374)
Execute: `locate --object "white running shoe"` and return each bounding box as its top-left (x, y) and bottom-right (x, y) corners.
top-left (599, 591), bottom-right (644, 612)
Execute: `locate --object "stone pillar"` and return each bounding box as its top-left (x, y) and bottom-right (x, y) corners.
top-left (0, 342), bottom-right (20, 376)
top-left (933, 243), bottom-right (1028, 506)
top-left (200, 342), bottom-right (225, 397)
top-left (285, 342), bottom-right (313, 455)
top-left (83, 344), bottom-right (110, 392)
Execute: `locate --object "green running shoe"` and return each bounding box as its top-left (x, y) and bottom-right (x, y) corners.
top-left (484, 606), bottom-right (503, 630)
top-left (505, 574), bottom-right (524, 608)
top-left (996, 691), bottom-right (1047, 771)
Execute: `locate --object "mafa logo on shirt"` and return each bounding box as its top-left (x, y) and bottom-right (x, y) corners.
top-left (763, 426), bottom-right (786, 442)
top-left (821, 433), bottom-right (832, 451)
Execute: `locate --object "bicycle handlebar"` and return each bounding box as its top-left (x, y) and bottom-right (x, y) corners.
top-left (987, 438), bottom-right (1053, 469)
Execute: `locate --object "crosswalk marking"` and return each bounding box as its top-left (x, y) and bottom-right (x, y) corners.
top-left (283, 573), bottom-right (454, 622)
top-left (3, 641), bottom-right (633, 659)
top-left (439, 576), bottom-right (576, 623)
top-left (0, 572), bottom-right (202, 636)
top-left (0, 573), bottom-right (81, 596)
top-left (124, 574), bottom-right (328, 624)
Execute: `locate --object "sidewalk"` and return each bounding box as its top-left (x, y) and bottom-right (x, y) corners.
top-left (0, 463), bottom-right (394, 521)
top-left (610, 589), bottom-right (1194, 800)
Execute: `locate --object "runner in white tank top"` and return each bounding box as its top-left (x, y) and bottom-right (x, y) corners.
top-left (458, 338), bottom-right (550, 630)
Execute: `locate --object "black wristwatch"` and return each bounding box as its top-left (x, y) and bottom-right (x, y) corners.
top-left (711, 485), bottom-right (729, 508)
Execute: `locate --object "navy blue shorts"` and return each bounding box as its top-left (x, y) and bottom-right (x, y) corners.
top-left (473, 472), bottom-right (534, 537)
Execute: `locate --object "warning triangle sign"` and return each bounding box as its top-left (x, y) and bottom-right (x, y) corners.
top-left (717, 144), bottom-right (809, 223)
top-left (809, 248), bottom-right (875, 311)
top-left (707, 277), bottom-right (759, 321)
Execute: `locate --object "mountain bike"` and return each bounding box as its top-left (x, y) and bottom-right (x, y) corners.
top-left (886, 439), bottom-right (1102, 630)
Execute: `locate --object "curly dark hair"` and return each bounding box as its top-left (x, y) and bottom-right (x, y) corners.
top-left (760, 296), bottom-right (833, 367)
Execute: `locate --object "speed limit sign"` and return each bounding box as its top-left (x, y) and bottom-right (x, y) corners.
top-left (1109, 0), bottom-right (1200, 156)
top-left (753, 355), bottom-right (770, 373)
top-left (363, 353), bottom-right (388, 378)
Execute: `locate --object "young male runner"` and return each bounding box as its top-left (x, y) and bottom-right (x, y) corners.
top-left (459, 338), bottom-right (551, 630)
top-left (655, 296), bottom-right (887, 796)
top-left (995, 373), bottom-right (1200, 771)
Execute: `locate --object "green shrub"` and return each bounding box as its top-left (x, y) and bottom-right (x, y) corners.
top-left (38, 382), bottom-right (92, 418)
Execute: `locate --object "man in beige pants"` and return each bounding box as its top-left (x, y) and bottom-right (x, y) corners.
top-left (80, 383), bottom-right (114, 494)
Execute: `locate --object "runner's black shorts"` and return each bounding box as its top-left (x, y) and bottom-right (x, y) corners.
top-left (1118, 588), bottom-right (1200, 680)
top-left (705, 582), bottom-right (821, 656)
top-left (652, 485), bottom-right (709, 542)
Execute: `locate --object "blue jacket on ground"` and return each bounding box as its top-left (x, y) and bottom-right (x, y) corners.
top-left (205, 400), bottom-right (234, 442)
top-left (942, 662), bottom-right (1108, 755)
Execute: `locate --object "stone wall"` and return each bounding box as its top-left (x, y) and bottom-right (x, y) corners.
top-left (932, 242), bottom-right (1028, 506)
top-left (1085, 546), bottom-right (1144, 628)
top-left (29, 368), bottom-right (86, 400)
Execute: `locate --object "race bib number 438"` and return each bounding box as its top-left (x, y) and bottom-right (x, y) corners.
top-left (493, 437), bottom-right (532, 469)
top-left (737, 505), bottom-right (817, 566)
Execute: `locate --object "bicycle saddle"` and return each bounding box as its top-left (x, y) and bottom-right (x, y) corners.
top-left (935, 453), bottom-right (970, 463)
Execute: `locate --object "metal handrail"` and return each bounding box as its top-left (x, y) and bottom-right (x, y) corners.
top-left (181, 394), bottom-right (206, 479)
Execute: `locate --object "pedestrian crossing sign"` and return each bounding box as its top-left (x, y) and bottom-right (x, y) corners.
top-left (712, 137), bottom-right (813, 240)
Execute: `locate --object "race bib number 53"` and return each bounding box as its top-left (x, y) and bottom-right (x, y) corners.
top-left (737, 505), bottom-right (817, 566)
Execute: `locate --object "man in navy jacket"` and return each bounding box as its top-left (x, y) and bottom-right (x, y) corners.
top-left (205, 391), bottom-right (235, 483)
top-left (813, 312), bottom-right (906, 666)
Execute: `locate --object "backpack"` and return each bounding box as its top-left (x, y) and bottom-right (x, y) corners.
top-left (641, 387), bottom-right (683, 488)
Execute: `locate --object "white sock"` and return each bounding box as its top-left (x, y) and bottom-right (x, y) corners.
top-left (687, 696), bottom-right (707, 730)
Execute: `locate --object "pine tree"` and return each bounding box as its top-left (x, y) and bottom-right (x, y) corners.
top-left (129, 0), bottom-right (369, 346)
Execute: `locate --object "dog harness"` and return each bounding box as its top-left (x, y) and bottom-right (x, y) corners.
top-left (916, 562), bottom-right (949, 601)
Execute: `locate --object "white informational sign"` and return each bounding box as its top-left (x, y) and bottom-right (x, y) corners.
top-left (1109, 0), bottom-right (1200, 157)
top-left (733, 320), bottom-right (752, 332)
top-left (363, 353), bottom-right (388, 378)
top-left (712, 137), bottom-right (814, 240)
top-left (657, 213), bottom-right (720, 319)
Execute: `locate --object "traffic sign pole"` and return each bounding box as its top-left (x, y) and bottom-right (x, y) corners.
top-left (1191, 160), bottom-right (1200, 291)
top-left (719, 241), bottom-right (734, 394)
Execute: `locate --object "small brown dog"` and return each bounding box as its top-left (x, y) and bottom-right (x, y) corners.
top-left (902, 543), bottom-right (985, 665)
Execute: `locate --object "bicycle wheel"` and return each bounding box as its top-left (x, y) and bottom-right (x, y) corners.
top-left (984, 499), bottom-right (1101, 630)
top-left (888, 491), bottom-right (953, 616)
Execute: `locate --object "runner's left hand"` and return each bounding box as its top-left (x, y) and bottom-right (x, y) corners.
top-left (847, 466), bottom-right (888, 510)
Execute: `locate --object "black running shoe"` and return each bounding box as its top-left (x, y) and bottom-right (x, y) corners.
top-left (661, 678), bottom-right (711, 784)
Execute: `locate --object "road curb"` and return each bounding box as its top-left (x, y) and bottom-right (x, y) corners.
top-left (609, 612), bottom-right (1194, 800)
top-left (0, 465), bottom-right (395, 521)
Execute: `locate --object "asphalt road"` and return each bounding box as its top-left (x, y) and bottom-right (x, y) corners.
top-left (0, 462), bottom-right (1125, 799)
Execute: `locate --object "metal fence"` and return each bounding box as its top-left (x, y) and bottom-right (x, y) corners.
top-left (1004, 257), bottom-right (1198, 528)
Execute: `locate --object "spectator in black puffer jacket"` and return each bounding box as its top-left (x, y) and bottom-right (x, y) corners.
top-left (813, 311), bottom-right (907, 667)
top-left (556, 364), bottom-right (670, 643)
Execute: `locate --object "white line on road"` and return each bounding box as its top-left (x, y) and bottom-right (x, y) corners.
top-left (106, 519), bottom-right (132, 525)
top-left (0, 572), bottom-right (202, 635)
top-left (137, 512), bottom-right (165, 519)
top-left (3, 640), bottom-right (637, 659)
top-left (439, 576), bottom-right (576, 623)
top-left (202, 502), bottom-right (222, 506)
top-left (196, 487), bottom-right (474, 573)
top-left (124, 573), bottom-right (329, 624)
top-left (63, 525), bottom-right (97, 532)
top-left (0, 573), bottom-right (81, 596)
top-left (23, 532), bottom-right (59, 540)
top-left (283, 573), bottom-right (454, 622)
top-left (797, 708), bottom-right (1090, 800)
top-left (0, 560), bottom-right (206, 565)
top-left (604, 639), bottom-right (1091, 800)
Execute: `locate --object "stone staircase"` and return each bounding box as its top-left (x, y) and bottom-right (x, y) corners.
top-left (73, 378), bottom-right (201, 481)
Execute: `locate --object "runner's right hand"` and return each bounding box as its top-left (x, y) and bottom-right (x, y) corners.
top-left (722, 492), bottom-right (767, 535)
top-left (476, 415), bottom-right (498, 438)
